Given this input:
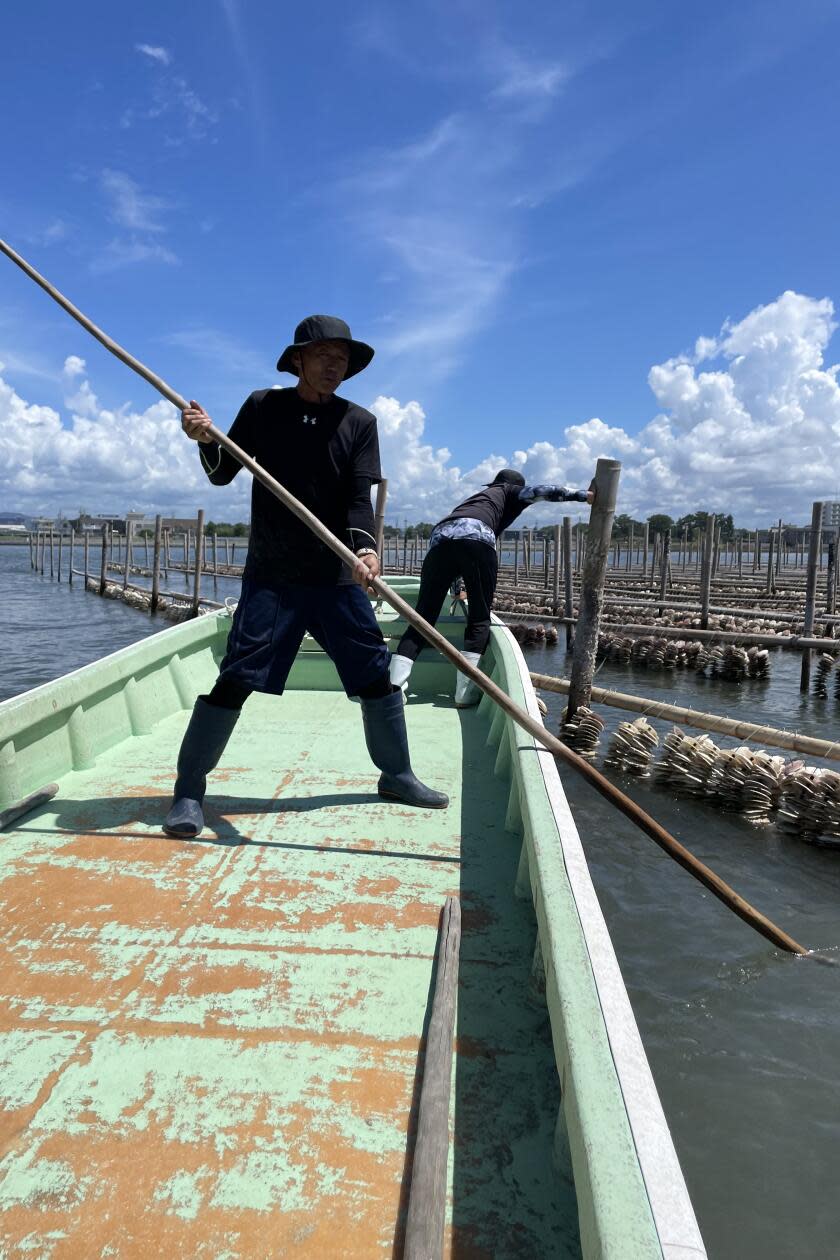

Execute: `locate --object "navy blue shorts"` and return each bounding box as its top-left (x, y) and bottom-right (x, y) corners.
top-left (218, 580), bottom-right (390, 696)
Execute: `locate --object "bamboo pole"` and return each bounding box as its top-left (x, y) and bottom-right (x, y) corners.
top-left (374, 478), bottom-right (388, 563)
top-left (563, 516), bottom-right (573, 649)
top-left (1, 235), bottom-right (810, 956)
top-left (765, 530), bottom-right (775, 595)
top-left (403, 897), bottom-right (461, 1260)
top-left (0, 783), bottom-right (59, 832)
top-left (99, 524), bottom-right (108, 594)
top-left (800, 501), bottom-right (823, 692)
top-left (827, 537), bottom-right (837, 617)
top-left (192, 510), bottom-right (205, 616)
top-left (151, 514), bottom-right (162, 614)
top-left (123, 520), bottom-right (132, 590)
top-left (658, 530), bottom-right (670, 617)
top-left (552, 523), bottom-right (561, 613)
top-left (699, 515), bottom-right (714, 629)
top-left (529, 673), bottom-right (840, 762)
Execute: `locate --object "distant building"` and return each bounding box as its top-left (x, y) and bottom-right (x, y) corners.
top-left (821, 502), bottom-right (840, 529)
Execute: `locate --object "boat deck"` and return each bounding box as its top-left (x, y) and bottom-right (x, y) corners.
top-left (0, 688), bottom-right (579, 1257)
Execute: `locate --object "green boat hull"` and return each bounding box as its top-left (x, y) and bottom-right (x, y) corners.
top-left (0, 579), bottom-right (704, 1257)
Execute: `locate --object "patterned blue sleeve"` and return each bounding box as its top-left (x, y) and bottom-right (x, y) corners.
top-left (518, 484), bottom-right (588, 504)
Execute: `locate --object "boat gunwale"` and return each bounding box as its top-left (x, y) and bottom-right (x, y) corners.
top-left (486, 612), bottom-right (706, 1259)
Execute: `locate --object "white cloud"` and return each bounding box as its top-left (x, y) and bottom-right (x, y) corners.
top-left (3, 291), bottom-right (840, 526)
top-left (136, 43), bottom-right (171, 66)
top-left (101, 169), bottom-right (172, 233)
top-left (0, 364), bottom-right (251, 518)
top-left (90, 238), bottom-right (179, 273)
top-left (122, 48), bottom-right (217, 144)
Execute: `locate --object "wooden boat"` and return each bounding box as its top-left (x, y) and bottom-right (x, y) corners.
top-left (0, 578), bottom-right (705, 1257)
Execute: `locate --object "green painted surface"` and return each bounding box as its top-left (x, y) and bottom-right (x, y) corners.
top-left (0, 589), bottom-right (668, 1258)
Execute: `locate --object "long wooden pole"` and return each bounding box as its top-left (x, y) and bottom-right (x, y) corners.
top-left (800, 501), bottom-right (823, 692)
top-left (0, 237), bottom-right (809, 956)
top-left (403, 897), bottom-right (461, 1260)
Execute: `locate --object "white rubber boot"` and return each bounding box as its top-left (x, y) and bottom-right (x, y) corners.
top-left (454, 651), bottom-right (483, 708)
top-left (388, 653), bottom-right (414, 702)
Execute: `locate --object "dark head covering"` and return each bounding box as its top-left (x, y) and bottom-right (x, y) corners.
top-left (276, 315), bottom-right (374, 380)
top-left (485, 468), bottom-right (526, 488)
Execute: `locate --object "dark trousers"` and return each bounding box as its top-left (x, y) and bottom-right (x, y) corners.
top-left (203, 580), bottom-right (391, 708)
top-left (397, 538), bottom-right (498, 661)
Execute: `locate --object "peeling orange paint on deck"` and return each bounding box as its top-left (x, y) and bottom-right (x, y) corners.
top-left (0, 688), bottom-right (576, 1257)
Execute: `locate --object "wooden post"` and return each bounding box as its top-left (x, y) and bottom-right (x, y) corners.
top-left (403, 897), bottom-right (461, 1260)
top-left (566, 459), bottom-right (620, 720)
top-left (513, 532), bottom-right (519, 586)
top-left (191, 510), bottom-right (204, 616)
top-left (699, 514), bottom-right (715, 630)
top-left (776, 518), bottom-right (783, 575)
top-left (150, 514), bottom-right (162, 613)
top-left (49, 528), bottom-right (54, 578)
top-left (563, 516), bottom-right (573, 648)
top-left (144, 532), bottom-right (150, 567)
top-left (57, 530), bottom-right (63, 582)
top-left (374, 478), bottom-right (388, 563)
top-left (658, 530), bottom-right (670, 616)
top-left (642, 522), bottom-right (649, 580)
top-left (164, 527), bottom-right (171, 573)
top-left (800, 501), bottom-right (823, 692)
top-left (825, 537), bottom-right (836, 616)
top-left (123, 520), bottom-right (133, 589)
top-left (552, 523), bottom-right (561, 612)
top-left (99, 524), bottom-right (108, 594)
top-left (83, 530), bottom-right (89, 585)
top-left (68, 527), bottom-right (74, 585)
top-left (627, 523), bottom-right (634, 571)
top-left (402, 529), bottom-right (408, 574)
top-left (212, 529), bottom-right (218, 577)
top-left (737, 536), bottom-right (743, 578)
top-left (765, 530), bottom-right (775, 595)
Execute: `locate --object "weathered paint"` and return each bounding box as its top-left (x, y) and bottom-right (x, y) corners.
top-left (0, 588), bottom-right (703, 1258)
top-left (0, 620), bottom-right (577, 1257)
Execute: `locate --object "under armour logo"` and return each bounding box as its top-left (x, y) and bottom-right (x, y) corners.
top-left (302, 414), bottom-right (317, 425)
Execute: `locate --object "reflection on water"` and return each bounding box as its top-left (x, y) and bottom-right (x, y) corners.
top-left (3, 544), bottom-right (840, 1259)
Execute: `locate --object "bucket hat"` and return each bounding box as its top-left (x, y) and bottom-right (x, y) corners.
top-left (276, 315), bottom-right (374, 379)
top-left (485, 469), bottom-right (526, 488)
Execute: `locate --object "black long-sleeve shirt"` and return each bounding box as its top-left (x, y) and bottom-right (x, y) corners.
top-left (198, 387), bottom-right (381, 585)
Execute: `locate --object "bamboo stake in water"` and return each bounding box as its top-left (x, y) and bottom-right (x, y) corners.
top-left (0, 235), bottom-right (810, 957)
top-left (800, 501), bottom-right (823, 692)
top-left (151, 515), bottom-right (162, 613)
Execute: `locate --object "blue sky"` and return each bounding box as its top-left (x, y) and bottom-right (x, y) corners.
top-left (2, 0), bottom-right (840, 524)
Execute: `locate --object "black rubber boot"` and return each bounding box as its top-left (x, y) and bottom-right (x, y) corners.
top-left (360, 689), bottom-right (449, 809)
top-left (163, 698), bottom-right (241, 837)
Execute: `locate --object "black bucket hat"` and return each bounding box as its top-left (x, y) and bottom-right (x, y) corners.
top-left (276, 315), bottom-right (375, 380)
top-left (485, 468), bottom-right (526, 488)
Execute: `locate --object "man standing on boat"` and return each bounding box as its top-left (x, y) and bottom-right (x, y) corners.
top-left (390, 470), bottom-right (593, 706)
top-left (164, 315), bottom-right (447, 837)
